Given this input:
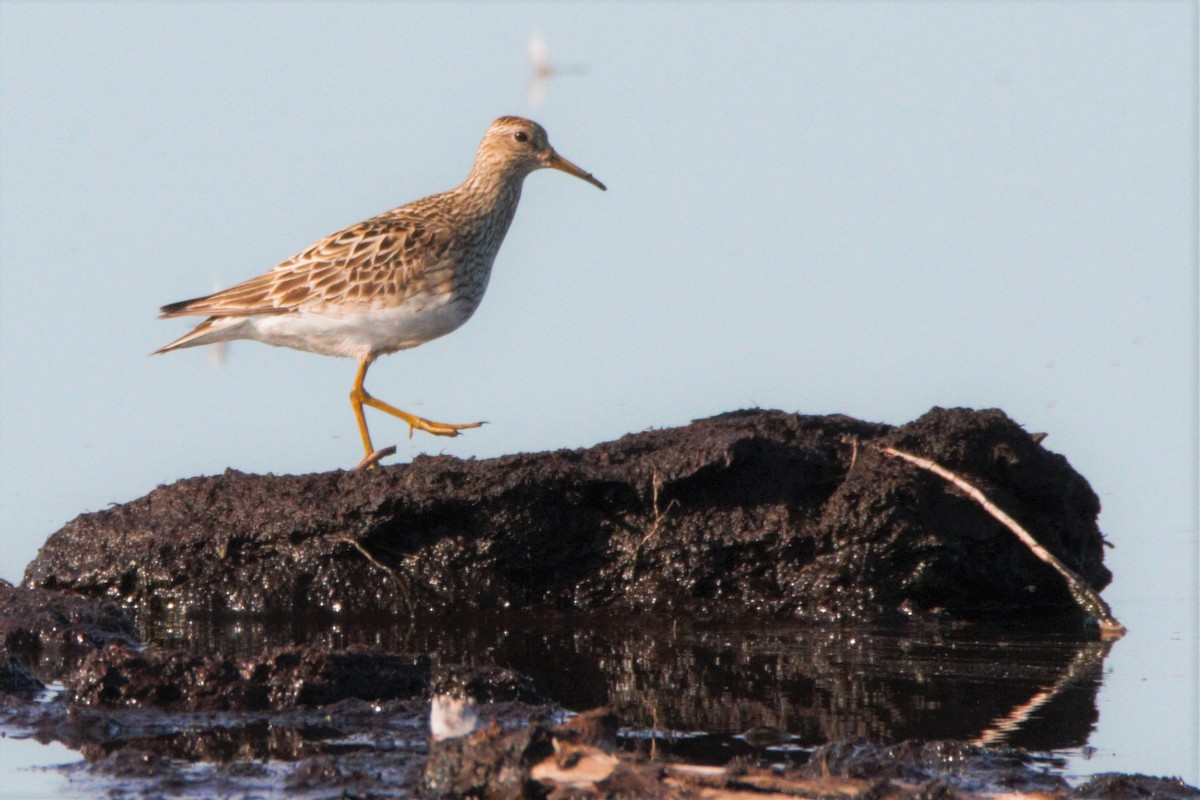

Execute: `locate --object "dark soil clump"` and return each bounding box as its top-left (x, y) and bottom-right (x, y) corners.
top-left (0, 407), bottom-right (1156, 800)
top-left (0, 579), bottom-right (141, 680)
top-left (23, 408), bottom-right (1110, 625)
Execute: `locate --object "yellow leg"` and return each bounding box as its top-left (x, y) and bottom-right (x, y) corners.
top-left (350, 358), bottom-right (377, 459)
top-left (349, 357), bottom-right (484, 460)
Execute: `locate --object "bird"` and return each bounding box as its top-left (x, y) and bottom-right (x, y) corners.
top-left (527, 31), bottom-right (587, 108)
top-left (155, 116), bottom-right (605, 463)
top-left (429, 694), bottom-right (480, 742)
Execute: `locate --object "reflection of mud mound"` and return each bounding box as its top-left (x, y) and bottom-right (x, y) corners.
top-left (548, 620), bottom-right (1111, 753)
top-left (117, 609), bottom-right (1109, 754)
top-left (68, 645), bottom-right (432, 711)
top-left (63, 643), bottom-right (544, 712)
top-left (24, 407), bottom-right (1110, 624)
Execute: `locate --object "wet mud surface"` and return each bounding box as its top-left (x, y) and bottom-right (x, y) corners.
top-left (2, 409), bottom-right (1184, 798)
top-left (25, 408), bottom-right (1110, 624)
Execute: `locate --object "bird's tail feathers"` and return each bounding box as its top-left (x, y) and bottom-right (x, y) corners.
top-left (153, 317), bottom-right (240, 355)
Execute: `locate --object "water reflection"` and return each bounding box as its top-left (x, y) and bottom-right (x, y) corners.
top-left (141, 610), bottom-right (1110, 753)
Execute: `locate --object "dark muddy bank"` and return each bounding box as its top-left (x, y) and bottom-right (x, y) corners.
top-left (3, 407), bottom-right (1169, 799)
top-left (24, 407), bottom-right (1110, 624)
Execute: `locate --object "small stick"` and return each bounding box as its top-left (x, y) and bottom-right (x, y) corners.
top-left (639, 474), bottom-right (679, 549)
top-left (337, 536), bottom-right (412, 613)
top-left (875, 443), bottom-right (1125, 637)
top-left (631, 474), bottom-right (678, 578)
top-left (356, 445), bottom-right (397, 471)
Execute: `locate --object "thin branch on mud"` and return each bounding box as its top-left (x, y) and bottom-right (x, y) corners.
top-left (871, 442), bottom-right (1125, 637)
top-left (337, 536), bottom-right (412, 613)
top-left (639, 474), bottom-right (679, 550)
top-left (631, 474), bottom-right (679, 578)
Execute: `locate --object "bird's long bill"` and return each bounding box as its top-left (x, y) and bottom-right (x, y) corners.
top-left (544, 150), bottom-right (606, 191)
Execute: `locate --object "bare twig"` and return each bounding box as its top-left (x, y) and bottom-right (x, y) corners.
top-left (639, 473), bottom-right (679, 550)
top-left (631, 474), bottom-right (679, 579)
top-left (337, 536), bottom-right (412, 613)
top-left (356, 445), bottom-right (397, 471)
top-left (874, 442), bottom-right (1125, 637)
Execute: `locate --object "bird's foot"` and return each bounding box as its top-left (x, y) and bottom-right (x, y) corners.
top-left (357, 391), bottom-right (486, 442)
top-left (356, 445), bottom-right (398, 470)
top-left (405, 417), bottom-right (486, 439)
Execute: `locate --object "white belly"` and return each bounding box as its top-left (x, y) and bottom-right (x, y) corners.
top-left (217, 292), bottom-right (481, 359)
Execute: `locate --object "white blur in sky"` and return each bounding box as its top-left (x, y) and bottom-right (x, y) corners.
top-left (0, 1), bottom-right (1195, 783)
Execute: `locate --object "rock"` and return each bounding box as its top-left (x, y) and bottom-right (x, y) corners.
top-left (420, 719), bottom-right (554, 800)
top-left (23, 408), bottom-right (1111, 624)
top-left (422, 707), bottom-right (631, 800)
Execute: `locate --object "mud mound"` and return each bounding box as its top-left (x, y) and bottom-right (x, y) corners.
top-left (24, 408), bottom-right (1110, 624)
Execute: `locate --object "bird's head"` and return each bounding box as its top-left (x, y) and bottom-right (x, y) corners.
top-left (476, 116), bottom-right (606, 191)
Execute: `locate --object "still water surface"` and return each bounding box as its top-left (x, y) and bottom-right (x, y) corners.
top-left (0, 596), bottom-right (1194, 798)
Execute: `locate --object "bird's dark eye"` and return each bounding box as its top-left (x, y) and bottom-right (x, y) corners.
top-left (513, 131), bottom-right (529, 143)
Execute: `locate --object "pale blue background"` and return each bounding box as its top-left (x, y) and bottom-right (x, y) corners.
top-left (1, 0), bottom-right (1195, 788)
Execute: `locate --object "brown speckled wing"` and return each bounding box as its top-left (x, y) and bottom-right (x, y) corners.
top-left (159, 211), bottom-right (451, 319)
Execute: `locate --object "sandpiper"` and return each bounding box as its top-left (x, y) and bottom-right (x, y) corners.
top-left (156, 116), bottom-right (605, 462)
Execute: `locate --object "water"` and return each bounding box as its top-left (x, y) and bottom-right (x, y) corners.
top-left (0, 735), bottom-right (82, 800)
top-left (0, 594), bottom-right (1194, 798)
top-left (154, 611), bottom-right (1101, 744)
top-left (1059, 598), bottom-right (1197, 781)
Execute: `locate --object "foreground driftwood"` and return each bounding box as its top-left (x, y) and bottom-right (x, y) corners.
top-left (871, 443), bottom-right (1122, 633)
top-left (422, 717), bottom-right (1199, 800)
top-left (24, 407), bottom-right (1111, 625)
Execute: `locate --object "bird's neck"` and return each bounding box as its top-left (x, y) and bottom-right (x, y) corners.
top-left (452, 163), bottom-right (526, 238)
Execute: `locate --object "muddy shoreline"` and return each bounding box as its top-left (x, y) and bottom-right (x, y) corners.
top-left (4, 408), bottom-right (1189, 798)
top-left (24, 407), bottom-right (1110, 623)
